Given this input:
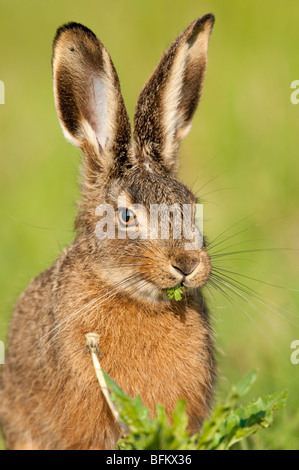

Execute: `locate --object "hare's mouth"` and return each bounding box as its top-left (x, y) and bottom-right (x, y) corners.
top-left (135, 274), bottom-right (208, 303)
top-left (132, 255), bottom-right (211, 302)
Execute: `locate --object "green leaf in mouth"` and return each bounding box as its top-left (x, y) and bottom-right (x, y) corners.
top-left (167, 285), bottom-right (183, 301)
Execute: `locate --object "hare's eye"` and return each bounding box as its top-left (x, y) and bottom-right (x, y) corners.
top-left (118, 208), bottom-right (136, 227)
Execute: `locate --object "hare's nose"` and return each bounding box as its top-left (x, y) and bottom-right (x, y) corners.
top-left (171, 255), bottom-right (200, 277)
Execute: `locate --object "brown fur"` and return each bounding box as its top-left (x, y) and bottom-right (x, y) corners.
top-left (0, 15), bottom-right (215, 450)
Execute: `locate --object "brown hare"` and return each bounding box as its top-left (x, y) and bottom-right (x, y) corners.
top-left (0, 14), bottom-right (215, 450)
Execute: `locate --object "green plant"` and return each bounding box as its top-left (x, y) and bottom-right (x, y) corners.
top-left (167, 286), bottom-right (183, 301)
top-left (103, 370), bottom-right (287, 450)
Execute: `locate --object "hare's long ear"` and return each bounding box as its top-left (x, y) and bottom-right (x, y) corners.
top-left (134, 14), bottom-right (214, 173)
top-left (52, 23), bottom-right (131, 174)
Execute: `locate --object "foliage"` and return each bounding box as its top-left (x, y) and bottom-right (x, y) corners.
top-left (103, 370), bottom-right (287, 450)
top-left (167, 286), bottom-right (183, 301)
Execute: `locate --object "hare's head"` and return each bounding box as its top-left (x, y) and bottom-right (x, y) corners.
top-left (52, 15), bottom-right (214, 302)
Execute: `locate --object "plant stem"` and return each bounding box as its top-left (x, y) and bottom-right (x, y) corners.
top-left (85, 333), bottom-right (129, 435)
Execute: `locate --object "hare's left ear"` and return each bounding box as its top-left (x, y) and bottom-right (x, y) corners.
top-left (134, 14), bottom-right (214, 173)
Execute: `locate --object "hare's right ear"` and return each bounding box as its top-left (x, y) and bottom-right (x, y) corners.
top-left (52, 23), bottom-right (131, 172)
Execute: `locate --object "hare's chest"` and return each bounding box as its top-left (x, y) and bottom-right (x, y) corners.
top-left (98, 306), bottom-right (214, 427)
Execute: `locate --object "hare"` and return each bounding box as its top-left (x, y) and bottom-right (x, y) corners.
top-left (0, 14), bottom-right (215, 450)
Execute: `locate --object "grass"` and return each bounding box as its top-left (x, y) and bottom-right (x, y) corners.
top-left (0, 0), bottom-right (298, 450)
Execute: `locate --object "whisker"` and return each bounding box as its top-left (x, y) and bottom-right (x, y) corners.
top-left (213, 267), bottom-right (286, 290)
top-left (42, 274), bottom-right (141, 348)
top-left (209, 236), bottom-right (266, 256)
top-left (8, 215), bottom-right (75, 233)
top-left (193, 170), bottom-right (227, 196)
top-left (199, 186), bottom-right (240, 200)
top-left (211, 248), bottom-right (299, 259)
top-left (210, 273), bottom-right (282, 331)
top-left (125, 253), bottom-right (155, 262)
top-left (107, 263), bottom-right (150, 268)
top-left (210, 271), bottom-right (299, 327)
top-left (206, 214), bottom-right (256, 249)
top-left (207, 277), bottom-right (235, 304)
top-left (93, 275), bottom-right (159, 335)
top-left (207, 276), bottom-right (270, 336)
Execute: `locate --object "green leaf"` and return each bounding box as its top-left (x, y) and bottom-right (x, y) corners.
top-left (103, 370), bottom-right (150, 433)
top-left (227, 370), bottom-right (257, 407)
top-left (233, 369), bottom-right (257, 398)
top-left (101, 370), bottom-right (287, 451)
top-left (167, 286), bottom-right (183, 301)
top-left (197, 371), bottom-right (287, 450)
top-left (219, 389), bottom-right (288, 450)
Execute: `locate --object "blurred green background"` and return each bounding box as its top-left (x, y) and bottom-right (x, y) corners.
top-left (0, 0), bottom-right (298, 450)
